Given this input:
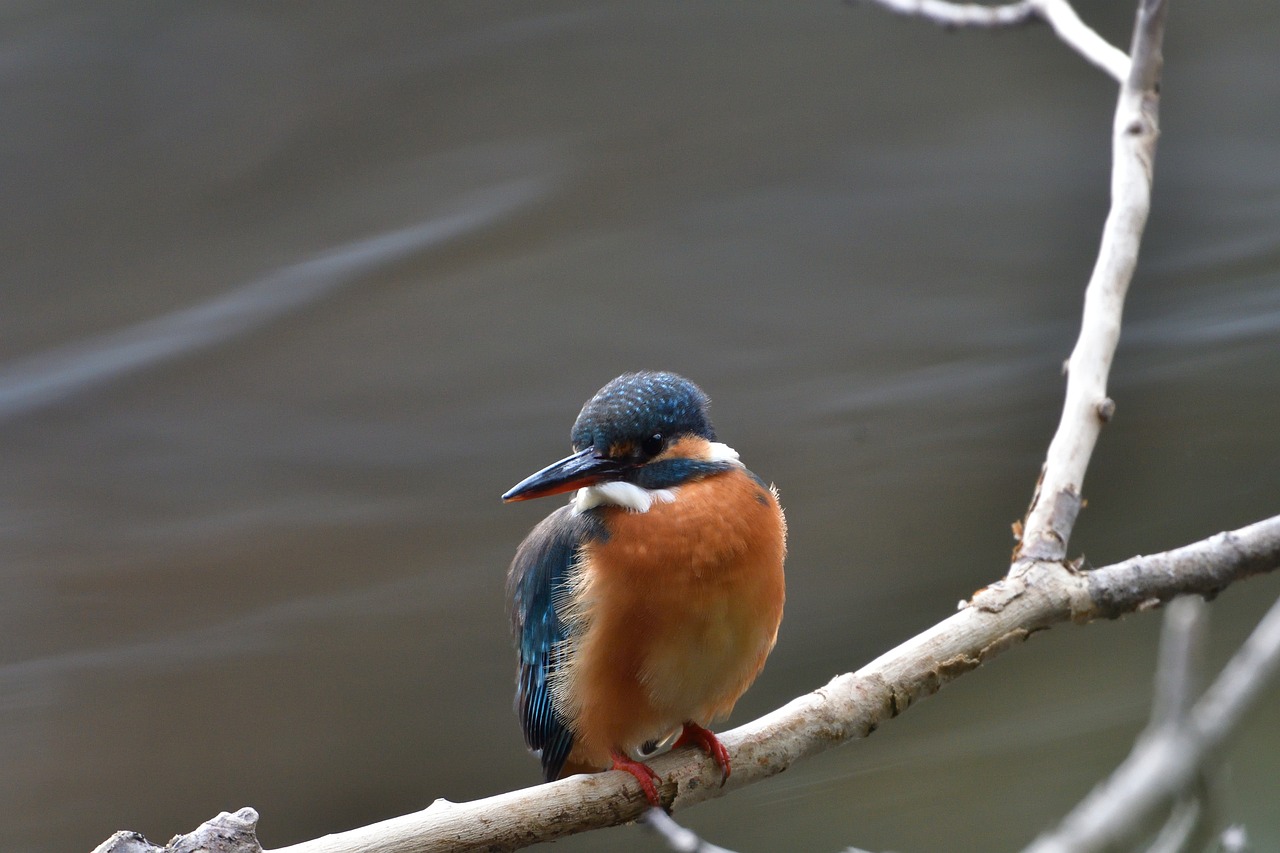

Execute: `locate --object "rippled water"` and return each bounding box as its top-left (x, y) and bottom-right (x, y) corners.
top-left (3, 3), bottom-right (1278, 851)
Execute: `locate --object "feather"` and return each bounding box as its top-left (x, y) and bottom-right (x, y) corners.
top-left (507, 505), bottom-right (604, 781)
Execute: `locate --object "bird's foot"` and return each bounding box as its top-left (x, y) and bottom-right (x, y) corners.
top-left (674, 721), bottom-right (731, 785)
top-left (610, 750), bottom-right (663, 807)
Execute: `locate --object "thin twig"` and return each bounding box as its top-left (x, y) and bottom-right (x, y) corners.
top-left (858, 0), bottom-right (1158, 562)
top-left (643, 808), bottom-right (739, 853)
top-left (1144, 601), bottom-right (1214, 853)
top-left (1034, 0), bottom-right (1131, 81)
top-left (851, 0), bottom-right (1039, 28)
top-left (1150, 596), bottom-right (1208, 729)
top-left (1016, 0), bottom-right (1166, 563)
top-left (1023, 592), bottom-right (1280, 853)
top-left (1142, 794), bottom-right (1202, 853)
top-left (853, 0), bottom-right (1129, 81)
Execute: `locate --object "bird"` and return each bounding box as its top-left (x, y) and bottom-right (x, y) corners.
top-left (502, 371), bottom-right (786, 807)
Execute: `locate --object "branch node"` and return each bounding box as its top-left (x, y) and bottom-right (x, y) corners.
top-left (1017, 485), bottom-right (1082, 561)
top-left (971, 577), bottom-right (1026, 612)
top-left (92, 809), bottom-right (262, 853)
top-left (1096, 397), bottom-right (1116, 422)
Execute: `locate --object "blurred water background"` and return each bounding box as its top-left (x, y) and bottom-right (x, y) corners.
top-left (2, 2), bottom-right (1278, 851)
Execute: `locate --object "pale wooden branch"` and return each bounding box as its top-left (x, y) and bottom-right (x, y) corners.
top-left (1079, 597), bottom-right (1216, 853)
top-left (1023, 590), bottom-right (1280, 853)
top-left (238, 515), bottom-right (1279, 853)
top-left (853, 0), bottom-right (1130, 82)
top-left (1150, 595), bottom-right (1208, 729)
top-left (861, 0), bottom-right (1166, 565)
top-left (642, 808), bottom-right (738, 853)
top-left (91, 808), bottom-right (262, 853)
top-left (1143, 793), bottom-right (1203, 853)
top-left (1017, 0), bottom-right (1166, 563)
top-left (1144, 600), bottom-right (1218, 853)
top-left (93, 511), bottom-right (1280, 853)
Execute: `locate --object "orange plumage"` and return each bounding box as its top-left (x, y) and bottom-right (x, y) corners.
top-left (559, 457), bottom-right (785, 774)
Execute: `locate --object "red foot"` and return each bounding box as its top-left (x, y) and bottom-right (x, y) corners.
top-left (673, 721), bottom-right (731, 785)
top-left (610, 750), bottom-right (663, 807)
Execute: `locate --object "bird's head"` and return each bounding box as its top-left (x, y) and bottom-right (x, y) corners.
top-left (502, 371), bottom-right (736, 503)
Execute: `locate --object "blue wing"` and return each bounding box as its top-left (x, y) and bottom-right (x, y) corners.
top-left (506, 505), bottom-right (602, 782)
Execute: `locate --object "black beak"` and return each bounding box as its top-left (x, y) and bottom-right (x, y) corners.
top-left (502, 446), bottom-right (623, 502)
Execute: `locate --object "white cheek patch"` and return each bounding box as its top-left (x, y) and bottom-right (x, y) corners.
top-left (572, 481), bottom-right (678, 514)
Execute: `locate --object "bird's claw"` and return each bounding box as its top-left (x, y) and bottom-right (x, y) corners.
top-left (674, 721), bottom-right (731, 785)
top-left (610, 751), bottom-right (663, 807)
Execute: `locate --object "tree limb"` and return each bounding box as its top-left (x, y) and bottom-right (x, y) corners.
top-left (1017, 0), bottom-right (1167, 563)
top-left (94, 516), bottom-right (1279, 852)
top-left (1024, 589), bottom-right (1280, 853)
top-left (1149, 596), bottom-right (1207, 729)
top-left (246, 514), bottom-right (1280, 853)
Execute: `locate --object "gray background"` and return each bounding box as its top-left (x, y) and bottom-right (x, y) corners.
top-left (2, 2), bottom-right (1278, 851)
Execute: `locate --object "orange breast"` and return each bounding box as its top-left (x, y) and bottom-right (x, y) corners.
top-left (555, 467), bottom-right (786, 772)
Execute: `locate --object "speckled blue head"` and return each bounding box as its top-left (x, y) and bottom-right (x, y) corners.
top-left (571, 371), bottom-right (716, 455)
top-left (502, 371), bottom-right (727, 502)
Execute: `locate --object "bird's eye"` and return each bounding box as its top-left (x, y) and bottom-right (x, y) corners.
top-left (641, 433), bottom-right (664, 457)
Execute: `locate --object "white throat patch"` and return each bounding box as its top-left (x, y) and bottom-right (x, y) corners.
top-left (572, 481), bottom-right (676, 514)
top-left (569, 441), bottom-right (741, 514)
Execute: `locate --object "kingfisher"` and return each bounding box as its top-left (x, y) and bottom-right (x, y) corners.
top-left (502, 371), bottom-right (786, 807)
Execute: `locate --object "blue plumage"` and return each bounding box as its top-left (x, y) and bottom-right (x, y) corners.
top-left (570, 372), bottom-right (716, 454)
top-left (630, 457), bottom-right (734, 490)
top-left (507, 506), bottom-right (604, 781)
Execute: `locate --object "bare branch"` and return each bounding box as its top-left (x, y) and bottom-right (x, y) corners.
top-left (643, 808), bottom-right (739, 853)
top-left (1023, 591), bottom-right (1280, 853)
top-left (92, 809), bottom-right (262, 853)
top-left (1150, 596), bottom-right (1208, 728)
top-left (853, 0), bottom-right (1130, 81)
top-left (1017, 0), bottom-right (1167, 563)
top-left (1139, 601), bottom-right (1219, 853)
top-left (1084, 517), bottom-right (1280, 619)
top-left (857, 0), bottom-right (1161, 562)
top-left (852, 0), bottom-right (1038, 28)
top-left (246, 514), bottom-right (1280, 853)
top-left (1143, 794), bottom-right (1203, 853)
top-left (1036, 0), bottom-right (1132, 81)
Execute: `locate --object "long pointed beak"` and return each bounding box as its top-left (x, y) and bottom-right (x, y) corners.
top-left (502, 446), bottom-right (623, 502)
